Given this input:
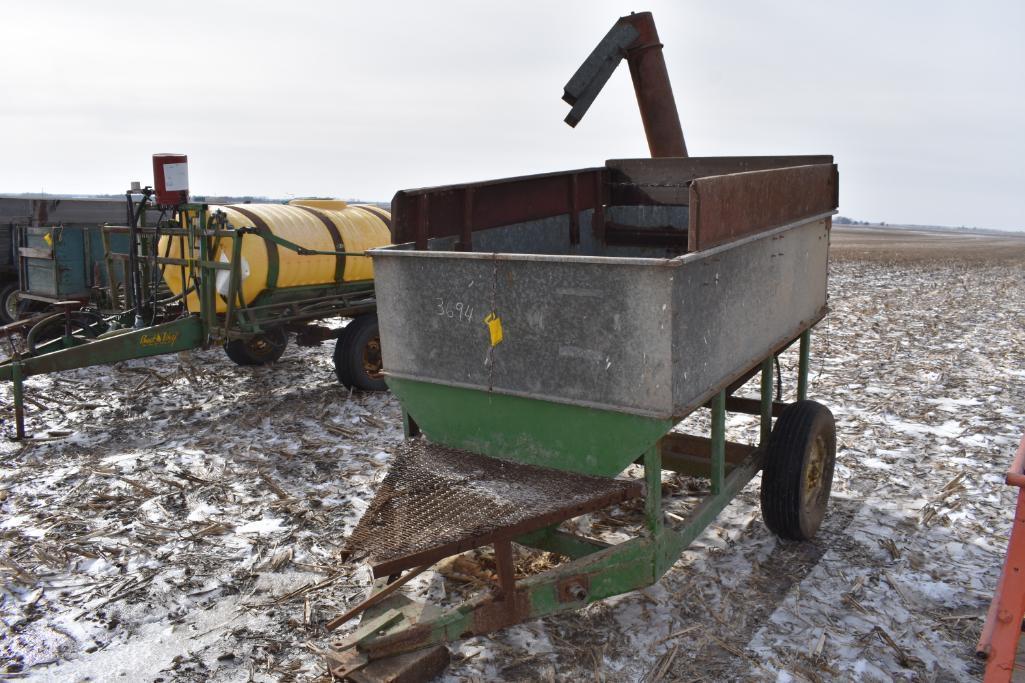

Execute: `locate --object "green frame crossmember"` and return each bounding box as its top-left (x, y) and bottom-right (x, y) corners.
top-left (350, 328), bottom-right (815, 660)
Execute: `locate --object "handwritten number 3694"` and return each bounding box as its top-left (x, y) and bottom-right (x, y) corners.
top-left (435, 298), bottom-right (474, 323)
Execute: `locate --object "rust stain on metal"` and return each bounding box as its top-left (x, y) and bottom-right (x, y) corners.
top-left (557, 575), bottom-right (590, 603)
top-left (325, 564), bottom-right (430, 632)
top-left (561, 12), bottom-right (685, 158)
top-left (348, 645), bottom-right (450, 683)
top-left (619, 12), bottom-right (687, 158)
top-left (391, 168), bottom-right (606, 246)
top-left (977, 434), bottom-right (1025, 676)
top-left (493, 540), bottom-right (516, 603)
top-left (688, 164), bottom-right (838, 252)
top-left (359, 623), bottom-right (434, 660)
top-left (472, 589), bottom-right (531, 635)
top-left (567, 173), bottom-right (580, 245)
top-left (606, 156), bottom-right (833, 206)
top-left (341, 440), bottom-right (642, 579)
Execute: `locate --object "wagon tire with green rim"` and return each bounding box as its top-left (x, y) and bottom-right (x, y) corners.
top-left (760, 399), bottom-right (836, 541)
top-left (224, 329), bottom-right (289, 366)
top-left (334, 314), bottom-right (387, 391)
top-left (0, 283), bottom-right (20, 323)
top-left (26, 311), bottom-right (107, 355)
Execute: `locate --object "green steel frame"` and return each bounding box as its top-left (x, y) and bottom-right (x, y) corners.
top-left (347, 328), bottom-right (816, 660)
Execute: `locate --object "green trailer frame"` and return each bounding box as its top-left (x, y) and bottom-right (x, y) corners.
top-left (330, 330), bottom-right (818, 668)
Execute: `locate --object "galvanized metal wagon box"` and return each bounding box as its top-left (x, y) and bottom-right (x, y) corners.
top-left (337, 156), bottom-right (840, 664)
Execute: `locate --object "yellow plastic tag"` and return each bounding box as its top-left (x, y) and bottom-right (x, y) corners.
top-left (484, 312), bottom-right (503, 347)
top-left (43, 232), bottom-right (53, 247)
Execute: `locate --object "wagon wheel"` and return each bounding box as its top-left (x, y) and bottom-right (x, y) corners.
top-left (760, 400), bottom-right (836, 541)
top-left (223, 328), bottom-right (289, 366)
top-left (26, 311), bottom-right (107, 355)
top-left (334, 314), bottom-right (387, 392)
top-left (0, 283), bottom-right (20, 324)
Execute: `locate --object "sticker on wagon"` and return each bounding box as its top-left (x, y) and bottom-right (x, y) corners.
top-left (484, 312), bottom-right (503, 347)
top-left (139, 331), bottom-right (180, 347)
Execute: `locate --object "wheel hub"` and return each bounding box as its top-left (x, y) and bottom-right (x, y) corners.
top-left (802, 434), bottom-right (828, 511)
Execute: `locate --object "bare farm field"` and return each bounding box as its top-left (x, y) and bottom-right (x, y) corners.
top-left (1, 226), bottom-right (1024, 682)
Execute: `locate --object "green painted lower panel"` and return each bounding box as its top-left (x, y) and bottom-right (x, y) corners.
top-left (386, 376), bottom-right (672, 477)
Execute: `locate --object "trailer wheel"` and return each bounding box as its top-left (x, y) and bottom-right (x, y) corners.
top-left (760, 400), bottom-right (836, 541)
top-left (27, 311), bottom-right (106, 354)
top-left (334, 314), bottom-right (387, 391)
top-left (224, 329), bottom-right (289, 366)
top-left (0, 283), bottom-right (20, 324)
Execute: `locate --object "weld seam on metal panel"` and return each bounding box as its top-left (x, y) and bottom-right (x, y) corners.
top-left (384, 370), bottom-right (673, 421)
top-left (369, 248), bottom-right (675, 268)
top-left (673, 211), bottom-right (835, 263)
top-left (669, 309), bottom-right (827, 422)
top-left (371, 211), bottom-right (834, 268)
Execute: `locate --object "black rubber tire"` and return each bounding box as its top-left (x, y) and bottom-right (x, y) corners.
top-left (760, 400), bottom-right (836, 541)
top-left (0, 283), bottom-right (19, 324)
top-left (333, 314), bottom-right (387, 391)
top-left (224, 329), bottom-right (289, 366)
top-left (26, 311), bottom-right (106, 355)
top-left (333, 325), bottom-right (355, 388)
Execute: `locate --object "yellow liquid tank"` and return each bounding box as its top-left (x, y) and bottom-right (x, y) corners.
top-left (160, 200), bottom-right (391, 313)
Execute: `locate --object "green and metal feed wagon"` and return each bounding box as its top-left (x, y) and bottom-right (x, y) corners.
top-left (326, 13), bottom-right (842, 672)
top-left (331, 153), bottom-right (840, 667)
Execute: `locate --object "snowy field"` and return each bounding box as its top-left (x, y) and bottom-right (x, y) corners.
top-left (1, 227), bottom-right (1024, 682)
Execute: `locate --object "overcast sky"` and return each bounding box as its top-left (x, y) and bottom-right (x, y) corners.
top-left (1, 1), bottom-right (1022, 230)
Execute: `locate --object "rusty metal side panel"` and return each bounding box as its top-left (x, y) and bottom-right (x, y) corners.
top-left (391, 168), bottom-right (607, 248)
top-left (670, 217), bottom-right (830, 418)
top-left (688, 164), bottom-right (838, 252)
top-left (607, 156), bottom-right (833, 206)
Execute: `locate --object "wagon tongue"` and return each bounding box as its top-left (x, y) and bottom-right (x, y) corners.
top-left (343, 440), bottom-right (643, 578)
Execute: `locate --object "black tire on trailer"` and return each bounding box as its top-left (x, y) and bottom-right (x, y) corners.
top-left (0, 283), bottom-right (20, 323)
top-left (759, 399), bottom-right (836, 541)
top-left (224, 328), bottom-right (289, 366)
top-left (333, 314), bottom-right (387, 391)
top-left (26, 311), bottom-right (107, 355)
top-left (333, 325), bottom-right (356, 388)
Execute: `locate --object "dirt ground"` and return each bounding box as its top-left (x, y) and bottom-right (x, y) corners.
top-left (830, 225), bottom-right (1025, 262)
top-left (1, 225), bottom-right (1024, 682)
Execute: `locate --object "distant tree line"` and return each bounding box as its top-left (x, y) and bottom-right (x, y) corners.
top-left (833, 216), bottom-right (881, 226)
